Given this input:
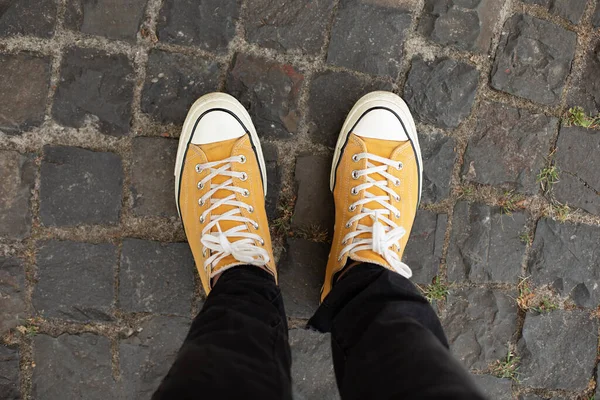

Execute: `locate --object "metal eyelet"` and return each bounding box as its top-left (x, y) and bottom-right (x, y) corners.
top-left (394, 194), bottom-right (400, 201)
top-left (395, 212), bottom-right (401, 218)
top-left (200, 215), bottom-right (205, 223)
top-left (394, 179), bottom-right (401, 186)
top-left (248, 206), bottom-right (254, 213)
top-left (239, 172), bottom-right (248, 181)
top-left (397, 162), bottom-right (403, 170)
top-left (195, 164), bottom-right (202, 173)
top-left (351, 187), bottom-right (358, 195)
top-left (352, 170), bottom-right (359, 179)
top-left (253, 222), bottom-right (259, 229)
top-left (202, 247), bottom-right (208, 257)
top-left (242, 189), bottom-right (250, 197)
top-left (352, 154), bottom-right (359, 162)
top-left (198, 198), bottom-right (205, 206)
top-left (197, 181), bottom-right (204, 189)
top-left (259, 239), bottom-right (265, 245)
top-left (349, 205), bottom-right (356, 212)
top-left (239, 155), bottom-right (247, 164)
top-left (345, 222), bottom-right (351, 228)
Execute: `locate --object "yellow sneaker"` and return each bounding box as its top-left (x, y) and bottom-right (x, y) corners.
top-left (174, 93), bottom-right (276, 295)
top-left (321, 91), bottom-right (423, 302)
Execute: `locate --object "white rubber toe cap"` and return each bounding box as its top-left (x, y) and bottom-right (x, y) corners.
top-left (352, 109), bottom-right (409, 141)
top-left (191, 110), bottom-right (246, 145)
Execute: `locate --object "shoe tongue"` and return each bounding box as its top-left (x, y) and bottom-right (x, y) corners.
top-left (351, 134), bottom-right (403, 265)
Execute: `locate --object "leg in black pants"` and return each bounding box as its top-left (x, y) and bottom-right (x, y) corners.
top-left (153, 264), bottom-right (485, 399)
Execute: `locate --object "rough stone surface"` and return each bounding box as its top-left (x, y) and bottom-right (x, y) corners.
top-left (567, 37), bottom-right (600, 115)
top-left (553, 126), bottom-right (600, 215)
top-left (141, 50), bottom-right (220, 125)
top-left (405, 57), bottom-right (479, 128)
top-left (0, 151), bottom-right (35, 239)
top-left (157, 0), bottom-right (240, 53)
top-left (33, 240), bottom-right (116, 321)
top-left (131, 137), bottom-right (178, 217)
top-left (491, 14), bottom-right (577, 105)
top-left (119, 239), bottom-right (194, 316)
top-left (120, 316), bottom-right (190, 398)
top-left (308, 71), bottom-right (391, 147)
top-left (289, 329), bottom-right (339, 400)
top-left (472, 375), bottom-right (512, 400)
top-left (0, 53), bottom-right (51, 134)
top-left (443, 288), bottom-right (518, 370)
top-left (0, 257), bottom-right (26, 334)
top-left (226, 54), bottom-right (304, 139)
top-left (327, 0), bottom-right (412, 77)
top-left (420, 132), bottom-right (456, 204)
top-left (528, 219), bottom-right (600, 308)
top-left (33, 334), bottom-right (119, 400)
top-left (52, 47), bottom-right (134, 135)
top-left (0, 346), bottom-right (20, 400)
top-left (291, 155), bottom-right (335, 236)
top-left (463, 101), bottom-right (557, 194)
top-left (245, 0), bottom-right (336, 55)
top-left (279, 238), bottom-right (328, 318)
top-left (594, 2), bottom-right (600, 28)
top-left (402, 210), bottom-right (446, 285)
top-left (0, 0), bottom-right (56, 37)
top-left (40, 146), bottom-right (123, 226)
top-left (518, 310), bottom-right (598, 391)
top-left (447, 202), bottom-right (526, 283)
top-left (419, 0), bottom-right (505, 52)
top-left (64, 0), bottom-right (147, 41)
top-left (263, 143), bottom-right (281, 220)
top-left (522, 0), bottom-right (587, 24)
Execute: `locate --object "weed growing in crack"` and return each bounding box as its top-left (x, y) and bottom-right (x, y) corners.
top-left (491, 349), bottom-right (520, 382)
top-left (537, 165), bottom-right (560, 193)
top-left (565, 106), bottom-right (599, 129)
top-left (419, 276), bottom-right (449, 302)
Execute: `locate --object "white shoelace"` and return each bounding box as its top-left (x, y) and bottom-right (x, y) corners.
top-left (195, 155), bottom-right (269, 276)
top-left (338, 152), bottom-right (412, 278)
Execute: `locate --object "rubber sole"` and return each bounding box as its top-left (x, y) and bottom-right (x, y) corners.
top-left (330, 91), bottom-right (423, 204)
top-left (174, 92), bottom-right (267, 216)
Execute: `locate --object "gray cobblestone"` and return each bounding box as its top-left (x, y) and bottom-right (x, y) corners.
top-left (0, 0), bottom-right (56, 37)
top-left (594, 2), bottom-right (600, 27)
top-left (420, 132), bottom-right (456, 204)
top-left (0, 345), bottom-right (20, 400)
top-left (402, 210), bottom-right (446, 285)
top-left (263, 143), bottom-right (281, 220)
top-left (566, 37), bottom-right (600, 122)
top-left (472, 375), bottom-right (512, 400)
top-left (0, 53), bottom-right (51, 134)
top-left (0, 257), bottom-right (26, 334)
top-left (40, 146), bottom-right (123, 226)
top-left (491, 14), bottom-right (577, 106)
top-left (33, 240), bottom-right (116, 321)
top-left (0, 151), bottom-right (35, 239)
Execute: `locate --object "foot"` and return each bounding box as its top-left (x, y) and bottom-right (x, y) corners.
top-left (174, 92), bottom-right (276, 295)
top-left (321, 91), bottom-right (422, 302)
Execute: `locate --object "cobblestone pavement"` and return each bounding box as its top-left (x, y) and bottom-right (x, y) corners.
top-left (0, 0), bottom-right (599, 399)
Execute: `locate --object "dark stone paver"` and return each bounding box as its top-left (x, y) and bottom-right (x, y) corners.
top-left (0, 53), bottom-right (51, 134)
top-left (263, 143), bottom-right (281, 219)
top-left (40, 146), bottom-right (123, 226)
top-left (567, 37), bottom-right (600, 115)
top-left (0, 0), bottom-right (56, 37)
top-left (64, 0), bottom-right (147, 41)
top-left (291, 155), bottom-right (334, 236)
top-left (289, 329), bottom-right (339, 400)
top-left (33, 240), bottom-right (116, 321)
top-left (120, 316), bottom-right (190, 398)
top-left (307, 71), bottom-right (391, 147)
top-left (131, 137), bottom-right (178, 217)
top-left (447, 202), bottom-right (526, 284)
top-left (279, 238), bottom-right (328, 318)
top-left (402, 210), bottom-right (446, 285)
top-left (491, 14), bottom-right (577, 106)
top-left (245, 0), bottom-right (336, 55)
top-left (0, 257), bottom-right (26, 334)
top-left (528, 219), bottom-right (600, 308)
top-left (157, 0), bottom-right (240, 53)
top-left (518, 310), bottom-right (598, 391)
top-left (327, 0), bottom-right (412, 77)
top-left (594, 2), bottom-right (600, 28)
top-left (463, 101), bottom-right (557, 194)
top-left (226, 54), bottom-right (304, 139)
top-left (141, 49), bottom-right (220, 125)
top-left (404, 57), bottom-right (479, 128)
top-left (33, 334), bottom-right (119, 400)
top-left (0, 151), bottom-right (35, 239)
top-left (419, 0), bottom-right (505, 53)
top-left (0, 346), bottom-right (20, 400)
top-left (473, 375), bottom-right (512, 400)
top-left (553, 126), bottom-right (600, 215)
top-left (52, 47), bottom-right (134, 136)
top-left (119, 239), bottom-right (194, 316)
top-left (443, 288), bottom-right (518, 370)
top-left (522, 0), bottom-right (587, 24)
top-left (420, 132), bottom-right (456, 204)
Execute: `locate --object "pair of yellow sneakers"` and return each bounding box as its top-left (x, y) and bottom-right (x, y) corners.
top-left (174, 91), bottom-right (422, 302)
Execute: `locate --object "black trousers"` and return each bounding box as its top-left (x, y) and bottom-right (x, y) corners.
top-left (152, 264), bottom-right (486, 399)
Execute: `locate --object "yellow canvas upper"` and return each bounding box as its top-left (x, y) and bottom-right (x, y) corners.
top-left (321, 133), bottom-right (419, 302)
